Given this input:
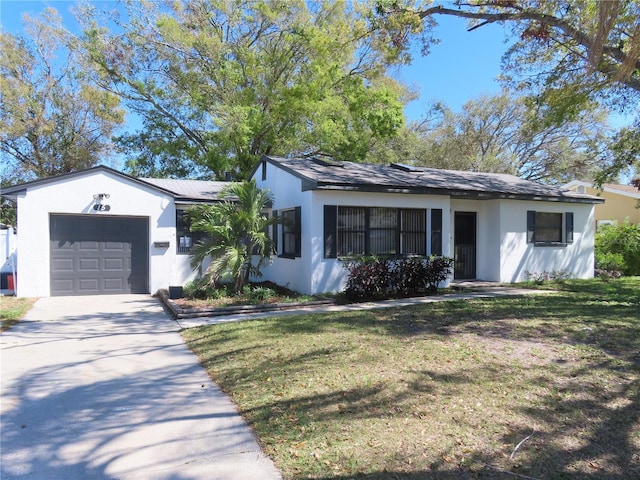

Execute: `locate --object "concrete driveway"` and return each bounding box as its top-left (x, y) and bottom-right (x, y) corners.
top-left (0, 295), bottom-right (281, 480)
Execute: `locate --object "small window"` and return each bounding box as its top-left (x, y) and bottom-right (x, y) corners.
top-left (280, 207), bottom-right (301, 258)
top-left (527, 211), bottom-right (574, 245)
top-left (535, 212), bottom-right (563, 242)
top-left (176, 209), bottom-right (207, 254)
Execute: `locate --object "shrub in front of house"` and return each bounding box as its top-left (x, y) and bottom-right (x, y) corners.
top-left (342, 256), bottom-right (393, 301)
top-left (525, 270), bottom-right (572, 284)
top-left (342, 255), bottom-right (454, 301)
top-left (183, 277), bottom-right (231, 299)
top-left (595, 220), bottom-right (640, 277)
top-left (594, 252), bottom-right (625, 279)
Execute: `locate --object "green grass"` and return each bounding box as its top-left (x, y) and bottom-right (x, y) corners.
top-left (1, 296), bottom-right (37, 331)
top-left (182, 277), bottom-right (640, 479)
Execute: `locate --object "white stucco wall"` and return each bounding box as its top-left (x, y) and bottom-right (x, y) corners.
top-left (253, 161), bottom-right (314, 292)
top-left (450, 199), bottom-right (595, 282)
top-left (255, 160), bottom-right (597, 293)
top-left (13, 170), bottom-right (184, 297)
top-left (307, 190), bottom-right (451, 294)
top-left (497, 200), bottom-right (595, 282)
top-left (254, 160), bottom-right (452, 294)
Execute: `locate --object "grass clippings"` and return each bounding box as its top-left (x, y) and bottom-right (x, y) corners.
top-left (1, 296), bottom-right (37, 332)
top-left (182, 277), bottom-right (640, 479)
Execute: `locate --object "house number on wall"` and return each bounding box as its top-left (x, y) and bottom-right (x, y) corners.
top-left (93, 204), bottom-right (111, 211)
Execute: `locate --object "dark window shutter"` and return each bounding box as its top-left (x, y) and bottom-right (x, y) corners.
top-left (430, 208), bottom-right (442, 256)
top-left (324, 205), bottom-right (337, 258)
top-left (565, 212), bottom-right (574, 244)
top-left (294, 206), bottom-right (302, 257)
top-left (527, 211), bottom-right (536, 243)
top-left (272, 209), bottom-right (278, 254)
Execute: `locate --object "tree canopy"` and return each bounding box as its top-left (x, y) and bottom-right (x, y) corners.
top-left (373, 0), bottom-right (640, 181)
top-left (0, 8), bottom-right (124, 182)
top-left (375, 0), bottom-right (640, 114)
top-left (370, 91), bottom-right (613, 184)
top-left (1, 0), bottom-right (638, 186)
top-left (76, 0), bottom-right (407, 179)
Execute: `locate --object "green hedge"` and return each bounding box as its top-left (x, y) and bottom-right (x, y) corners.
top-left (595, 220), bottom-right (640, 277)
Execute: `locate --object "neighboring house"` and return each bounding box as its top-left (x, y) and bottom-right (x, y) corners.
top-left (1, 158), bottom-right (603, 298)
top-left (251, 155), bottom-right (603, 294)
top-left (1, 166), bottom-right (229, 297)
top-left (563, 180), bottom-right (640, 227)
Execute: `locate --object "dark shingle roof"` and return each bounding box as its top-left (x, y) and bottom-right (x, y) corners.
top-left (261, 155), bottom-right (603, 204)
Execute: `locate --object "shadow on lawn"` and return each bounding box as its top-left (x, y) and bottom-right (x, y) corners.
top-left (237, 352), bottom-right (639, 478)
top-left (263, 291), bottom-right (640, 362)
top-left (265, 379), bottom-right (637, 479)
top-left (515, 358), bottom-right (640, 479)
top-left (295, 470), bottom-right (525, 479)
top-left (189, 281), bottom-right (640, 479)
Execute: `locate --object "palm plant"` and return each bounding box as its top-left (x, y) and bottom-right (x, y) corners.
top-left (187, 180), bottom-right (280, 293)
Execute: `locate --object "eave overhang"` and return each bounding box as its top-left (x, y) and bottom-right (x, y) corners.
top-left (307, 182), bottom-right (605, 204)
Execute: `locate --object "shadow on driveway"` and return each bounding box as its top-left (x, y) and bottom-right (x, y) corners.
top-left (1, 295), bottom-right (281, 480)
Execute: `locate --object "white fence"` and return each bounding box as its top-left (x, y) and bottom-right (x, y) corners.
top-left (1, 226), bottom-right (17, 290)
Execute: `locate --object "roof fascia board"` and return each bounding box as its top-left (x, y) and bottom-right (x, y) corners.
top-left (563, 180), bottom-right (590, 190)
top-left (312, 183), bottom-right (603, 204)
top-left (174, 197), bottom-right (228, 205)
top-left (564, 180), bottom-right (640, 199)
top-left (602, 185), bottom-right (640, 199)
top-left (1, 165), bottom-right (178, 198)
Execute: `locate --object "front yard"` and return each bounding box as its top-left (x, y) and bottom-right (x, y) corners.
top-left (0, 296), bottom-right (36, 332)
top-left (182, 277), bottom-right (640, 479)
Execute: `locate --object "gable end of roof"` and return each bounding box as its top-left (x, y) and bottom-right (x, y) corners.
top-left (0, 165), bottom-right (179, 199)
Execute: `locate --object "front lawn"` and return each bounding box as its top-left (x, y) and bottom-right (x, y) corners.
top-left (182, 277), bottom-right (640, 479)
top-left (1, 296), bottom-right (37, 331)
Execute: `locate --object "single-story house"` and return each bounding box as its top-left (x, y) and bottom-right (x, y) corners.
top-left (251, 155), bottom-right (603, 294)
top-left (563, 180), bottom-right (640, 227)
top-left (1, 156), bottom-right (603, 297)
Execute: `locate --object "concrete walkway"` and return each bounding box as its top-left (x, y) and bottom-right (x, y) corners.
top-left (0, 295), bottom-right (282, 480)
top-left (175, 285), bottom-right (552, 329)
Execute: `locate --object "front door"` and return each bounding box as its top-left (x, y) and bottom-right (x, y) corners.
top-left (454, 212), bottom-right (476, 279)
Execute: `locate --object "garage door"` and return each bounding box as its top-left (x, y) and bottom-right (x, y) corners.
top-left (50, 215), bottom-right (149, 296)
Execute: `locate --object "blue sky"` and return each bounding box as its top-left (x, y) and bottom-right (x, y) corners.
top-left (1, 0), bottom-right (510, 124)
top-left (397, 15), bottom-right (508, 121)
